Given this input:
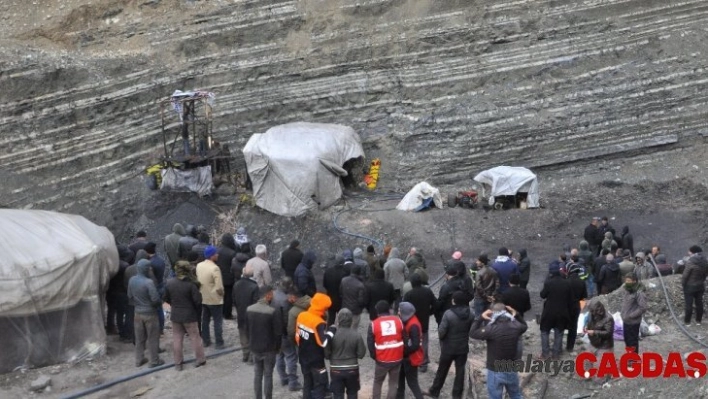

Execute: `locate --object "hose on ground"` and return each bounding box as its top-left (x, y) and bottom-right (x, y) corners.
top-left (60, 347), bottom-right (242, 399)
top-left (647, 254), bottom-right (708, 349)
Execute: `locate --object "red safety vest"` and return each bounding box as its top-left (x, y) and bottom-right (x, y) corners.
top-left (372, 315), bottom-right (404, 363)
top-left (404, 316), bottom-right (425, 367)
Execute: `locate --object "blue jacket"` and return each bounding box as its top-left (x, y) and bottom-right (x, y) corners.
top-left (492, 256), bottom-right (519, 293)
top-left (294, 250), bottom-right (318, 297)
top-left (128, 259), bottom-right (162, 315)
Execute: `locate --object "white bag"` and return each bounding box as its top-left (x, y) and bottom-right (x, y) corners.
top-left (647, 324), bottom-right (662, 335)
top-left (577, 312), bottom-right (588, 335)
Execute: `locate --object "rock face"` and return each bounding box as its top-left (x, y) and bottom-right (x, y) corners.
top-left (0, 0), bottom-right (707, 215)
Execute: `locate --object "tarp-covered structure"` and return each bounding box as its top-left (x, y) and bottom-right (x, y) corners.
top-left (396, 182), bottom-right (443, 211)
top-left (160, 165), bottom-right (214, 196)
top-left (0, 210), bottom-right (119, 373)
top-left (243, 122), bottom-right (365, 217)
top-left (473, 166), bottom-right (540, 208)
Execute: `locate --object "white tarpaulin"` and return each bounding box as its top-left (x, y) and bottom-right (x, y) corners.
top-left (160, 166), bottom-right (214, 196)
top-left (473, 166), bottom-right (540, 208)
top-left (396, 182), bottom-right (443, 211)
top-left (243, 122), bottom-right (365, 217)
top-left (0, 209), bottom-right (118, 372)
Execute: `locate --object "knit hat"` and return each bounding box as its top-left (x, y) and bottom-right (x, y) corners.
top-left (452, 251), bottom-right (462, 260)
top-left (399, 302), bottom-right (416, 322)
top-left (204, 245), bottom-right (218, 259)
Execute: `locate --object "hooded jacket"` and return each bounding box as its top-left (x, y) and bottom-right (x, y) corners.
top-left (403, 284), bottom-right (437, 332)
top-left (517, 249), bottom-right (531, 284)
top-left (383, 248), bottom-right (409, 290)
top-left (601, 232), bottom-right (617, 253)
top-left (296, 293), bottom-right (334, 367)
top-left (682, 252), bottom-right (708, 289)
top-left (405, 252), bottom-right (426, 275)
top-left (598, 262), bottom-right (622, 294)
top-left (164, 270), bottom-right (202, 323)
top-left (365, 276), bottom-right (396, 320)
top-left (288, 295), bottom-right (311, 343)
top-left (340, 274), bottom-right (367, 315)
top-left (491, 255), bottom-right (519, 293)
top-left (352, 248), bottom-right (371, 281)
top-left (281, 243), bottom-right (304, 278)
top-left (325, 308), bottom-right (366, 369)
top-left (178, 230), bottom-right (199, 260)
top-left (438, 304), bottom-right (474, 356)
top-left (164, 223), bottom-right (186, 265)
top-left (578, 241), bottom-right (595, 275)
top-left (620, 283), bottom-right (647, 325)
top-left (585, 301), bottom-right (614, 350)
top-left (294, 250), bottom-right (318, 297)
top-left (127, 259), bottom-right (162, 315)
top-left (621, 226), bottom-right (634, 256)
top-left (323, 257), bottom-right (348, 311)
top-left (216, 234), bottom-right (237, 286)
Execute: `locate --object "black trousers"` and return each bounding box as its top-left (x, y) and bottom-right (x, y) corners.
top-left (684, 286), bottom-right (705, 324)
top-left (567, 305), bottom-right (581, 351)
top-left (429, 353), bottom-right (466, 398)
top-left (396, 358), bottom-right (423, 399)
top-left (302, 362), bottom-right (328, 399)
top-left (330, 368), bottom-right (360, 399)
top-left (223, 285), bottom-right (234, 319)
top-left (623, 323), bottom-right (640, 355)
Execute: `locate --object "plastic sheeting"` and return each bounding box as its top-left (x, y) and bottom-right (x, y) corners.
top-left (473, 166), bottom-right (540, 208)
top-left (396, 182), bottom-right (443, 211)
top-left (160, 166), bottom-right (214, 196)
top-left (243, 122), bottom-right (365, 217)
top-left (0, 210), bottom-right (119, 373)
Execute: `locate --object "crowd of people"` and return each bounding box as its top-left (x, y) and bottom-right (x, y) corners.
top-left (105, 218), bottom-right (708, 399)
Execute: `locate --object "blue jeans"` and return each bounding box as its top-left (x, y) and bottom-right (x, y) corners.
top-left (474, 298), bottom-right (490, 318)
top-left (585, 275), bottom-right (596, 298)
top-left (201, 304), bottom-right (224, 346)
top-left (276, 337), bottom-right (299, 388)
top-left (486, 370), bottom-right (522, 399)
top-left (541, 328), bottom-right (563, 358)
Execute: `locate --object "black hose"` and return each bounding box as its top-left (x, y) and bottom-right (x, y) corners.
top-left (646, 254), bottom-right (708, 349)
top-left (60, 347), bottom-right (242, 399)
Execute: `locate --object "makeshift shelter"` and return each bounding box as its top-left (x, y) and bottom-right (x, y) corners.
top-left (0, 210), bottom-right (119, 373)
top-left (473, 166), bottom-right (540, 208)
top-left (243, 122), bottom-right (365, 217)
top-left (396, 182), bottom-right (443, 211)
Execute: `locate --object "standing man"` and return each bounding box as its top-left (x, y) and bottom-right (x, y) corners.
top-left (296, 293), bottom-right (335, 399)
top-left (340, 265), bottom-right (368, 329)
top-left (294, 250), bottom-right (318, 297)
top-left (196, 245), bottom-right (225, 349)
top-left (538, 261), bottom-right (572, 360)
top-left (396, 302), bottom-right (424, 399)
top-left (682, 245), bottom-right (708, 326)
top-left (502, 275), bottom-right (531, 321)
top-left (403, 274), bottom-right (436, 373)
top-left (145, 242), bottom-right (167, 334)
top-left (368, 301), bottom-right (404, 399)
top-left (365, 245), bottom-right (381, 279)
top-left (282, 240), bottom-right (304, 279)
top-left (384, 248), bottom-right (409, 311)
top-left (584, 217), bottom-right (602, 256)
top-left (163, 261), bottom-right (206, 370)
top-left (469, 303), bottom-right (527, 399)
top-left (578, 241), bottom-right (596, 298)
top-left (272, 278), bottom-right (302, 391)
top-left (127, 259), bottom-right (164, 368)
top-left (324, 255), bottom-right (348, 325)
top-left (491, 248), bottom-right (519, 294)
top-left (517, 249), bottom-right (531, 290)
top-left (178, 226), bottom-right (199, 260)
top-left (234, 266), bottom-right (260, 363)
top-left (247, 245), bottom-right (273, 288)
top-left (366, 269), bottom-right (397, 321)
top-left (217, 233), bottom-right (238, 320)
top-left (405, 247), bottom-right (426, 275)
top-left (566, 264), bottom-right (588, 353)
top-left (326, 308), bottom-right (367, 399)
top-left (473, 254), bottom-right (499, 318)
top-left (621, 273), bottom-right (647, 361)
top-left (248, 285), bottom-right (282, 399)
top-left (164, 223), bottom-right (186, 267)
top-left (129, 230), bottom-right (149, 254)
top-left (425, 292), bottom-right (473, 399)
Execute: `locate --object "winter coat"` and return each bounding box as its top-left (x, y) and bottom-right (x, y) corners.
top-left (231, 252), bottom-right (250, 282)
top-left (325, 308), bottom-right (366, 369)
top-left (288, 295), bottom-right (311, 343)
top-left (584, 224), bottom-right (602, 248)
top-left (352, 248), bottom-right (371, 281)
top-left (620, 284), bottom-right (647, 325)
top-left (340, 275), bottom-right (367, 315)
top-left (192, 242), bottom-right (209, 262)
top-left (634, 261), bottom-right (654, 281)
top-left (150, 255), bottom-right (167, 291)
top-left (323, 264), bottom-right (347, 312)
top-left (501, 286), bottom-right (531, 319)
top-left (620, 226), bottom-right (634, 256)
top-left (403, 286), bottom-right (437, 332)
top-left (127, 260), bottom-right (161, 315)
top-left (271, 288), bottom-right (293, 336)
top-left (518, 249), bottom-right (531, 284)
top-left (682, 252), bottom-right (708, 289)
top-left (474, 266), bottom-right (499, 300)
top-left (365, 252), bottom-right (381, 279)
top-left (438, 305), bottom-right (474, 356)
top-left (281, 246), bottom-right (304, 278)
top-left (216, 234), bottom-right (237, 287)
top-left (196, 259), bottom-right (224, 305)
top-left (164, 223), bottom-right (186, 265)
top-left (601, 232), bottom-right (617, 253)
top-left (598, 262), bottom-right (622, 294)
top-left (296, 293), bottom-right (335, 368)
top-left (365, 279), bottom-right (396, 320)
top-left (129, 239), bottom-right (149, 256)
top-left (619, 259), bottom-right (635, 278)
top-left (233, 277), bottom-right (259, 329)
top-left (383, 248), bottom-right (409, 290)
top-left (568, 274), bottom-right (588, 310)
top-left (178, 235), bottom-right (199, 260)
top-left (586, 302), bottom-right (614, 350)
top-left (437, 276), bottom-right (472, 322)
top-left (164, 276), bottom-right (202, 323)
top-left (247, 299), bottom-right (283, 353)
top-left (491, 256), bottom-right (519, 293)
top-left (246, 256), bottom-right (272, 288)
top-left (578, 241), bottom-right (595, 276)
top-left (294, 250), bottom-right (318, 297)
top-left (405, 252), bottom-right (426, 275)
top-left (108, 259), bottom-right (129, 295)
top-left (469, 316), bottom-right (527, 370)
top-left (539, 274), bottom-right (572, 331)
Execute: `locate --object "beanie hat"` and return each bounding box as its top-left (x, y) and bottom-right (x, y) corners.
top-left (204, 245), bottom-right (218, 259)
top-left (452, 291), bottom-right (469, 306)
top-left (399, 302), bottom-right (416, 322)
top-left (452, 251), bottom-right (462, 260)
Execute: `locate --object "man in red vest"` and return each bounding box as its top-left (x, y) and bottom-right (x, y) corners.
top-left (367, 300), bottom-right (404, 399)
top-left (396, 302), bottom-right (424, 399)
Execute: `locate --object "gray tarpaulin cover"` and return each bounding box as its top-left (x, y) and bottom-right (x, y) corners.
top-left (243, 122), bottom-right (365, 217)
top-left (473, 166), bottom-right (540, 208)
top-left (0, 209), bottom-right (119, 372)
top-left (160, 165), bottom-right (214, 196)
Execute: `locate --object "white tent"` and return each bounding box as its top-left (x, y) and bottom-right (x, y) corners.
top-left (243, 122), bottom-right (365, 217)
top-left (396, 182), bottom-right (443, 211)
top-left (473, 166), bottom-right (540, 208)
top-left (0, 210), bottom-right (119, 372)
